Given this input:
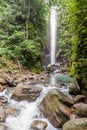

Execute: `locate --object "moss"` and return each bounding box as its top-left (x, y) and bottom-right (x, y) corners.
top-left (63, 118), bottom-right (87, 130)
top-left (31, 61), bottom-right (42, 74)
top-left (70, 62), bottom-right (76, 76)
top-left (71, 59), bottom-right (87, 93)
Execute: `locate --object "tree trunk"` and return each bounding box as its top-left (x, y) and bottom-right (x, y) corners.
top-left (25, 0), bottom-right (30, 39)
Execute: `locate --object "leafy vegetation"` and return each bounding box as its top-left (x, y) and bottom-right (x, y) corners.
top-left (48, 0), bottom-right (87, 92)
top-left (0, 0), bottom-right (48, 71)
top-left (0, 0), bottom-right (87, 91)
top-left (56, 0), bottom-right (87, 92)
top-left (65, 0), bottom-right (87, 92)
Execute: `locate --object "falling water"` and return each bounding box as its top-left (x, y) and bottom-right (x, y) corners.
top-left (0, 6), bottom-right (62, 130)
top-left (50, 6), bottom-right (58, 64)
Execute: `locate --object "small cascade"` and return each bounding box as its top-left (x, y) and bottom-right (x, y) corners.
top-left (4, 87), bottom-right (60, 130)
top-left (0, 69), bottom-right (75, 130)
top-left (50, 6), bottom-right (58, 64)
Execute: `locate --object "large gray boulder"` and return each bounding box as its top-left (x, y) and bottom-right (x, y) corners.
top-left (63, 118), bottom-right (87, 130)
top-left (11, 83), bottom-right (42, 102)
top-left (69, 81), bottom-right (80, 95)
top-left (39, 89), bottom-right (73, 128)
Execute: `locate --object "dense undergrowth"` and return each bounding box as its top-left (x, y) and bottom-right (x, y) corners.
top-left (0, 0), bottom-right (87, 92)
top-left (0, 0), bottom-right (48, 72)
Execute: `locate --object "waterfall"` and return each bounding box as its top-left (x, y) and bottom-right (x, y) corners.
top-left (50, 6), bottom-right (58, 64)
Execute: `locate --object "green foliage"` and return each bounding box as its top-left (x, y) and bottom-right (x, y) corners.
top-left (65, 0), bottom-right (87, 92)
top-left (0, 0), bottom-right (48, 72)
top-left (55, 0), bottom-right (87, 92)
top-left (7, 31), bottom-right (25, 44)
top-left (20, 40), bottom-right (42, 68)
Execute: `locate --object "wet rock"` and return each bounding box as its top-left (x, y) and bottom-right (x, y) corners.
top-left (62, 118), bottom-right (87, 130)
top-left (74, 95), bottom-right (86, 103)
top-left (0, 85), bottom-right (6, 92)
top-left (0, 106), bottom-right (6, 122)
top-left (5, 78), bottom-right (16, 87)
top-left (45, 64), bottom-right (60, 72)
top-left (2, 73), bottom-right (16, 87)
top-left (43, 54), bottom-right (50, 66)
top-left (73, 103), bottom-right (87, 117)
top-left (39, 89), bottom-right (73, 128)
top-left (30, 120), bottom-right (48, 130)
top-left (0, 96), bottom-right (8, 104)
top-left (6, 107), bottom-right (19, 117)
top-left (29, 75), bottom-right (36, 80)
top-left (0, 123), bottom-right (7, 130)
top-left (14, 74), bottom-right (29, 84)
top-left (69, 81), bottom-right (80, 95)
top-left (0, 78), bottom-right (6, 85)
top-left (0, 102), bottom-right (2, 106)
top-left (69, 113), bottom-right (78, 120)
top-left (61, 67), bottom-right (70, 74)
top-left (11, 83), bottom-right (42, 102)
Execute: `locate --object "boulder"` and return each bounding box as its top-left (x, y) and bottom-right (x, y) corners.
top-left (39, 89), bottom-right (73, 128)
top-left (5, 78), bottom-right (16, 87)
top-left (63, 118), bottom-right (87, 130)
top-left (11, 83), bottom-right (42, 102)
top-left (69, 81), bottom-right (80, 95)
top-left (0, 106), bottom-right (6, 122)
top-left (0, 96), bottom-right (8, 104)
top-left (45, 64), bottom-right (60, 72)
top-left (43, 54), bottom-right (50, 66)
top-left (0, 123), bottom-right (7, 130)
top-left (74, 95), bottom-right (86, 103)
top-left (6, 107), bottom-right (19, 117)
top-left (2, 73), bottom-right (16, 87)
top-left (0, 85), bottom-right (6, 92)
top-left (73, 103), bottom-right (87, 117)
top-left (0, 78), bottom-right (6, 85)
top-left (30, 120), bottom-right (48, 130)
top-left (69, 113), bottom-right (78, 120)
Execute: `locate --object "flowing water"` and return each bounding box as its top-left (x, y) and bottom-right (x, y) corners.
top-left (1, 86), bottom-right (62, 130)
top-left (50, 6), bottom-right (58, 64)
top-left (0, 6), bottom-right (72, 130)
top-left (4, 6), bottom-right (59, 130)
top-left (0, 71), bottom-right (75, 130)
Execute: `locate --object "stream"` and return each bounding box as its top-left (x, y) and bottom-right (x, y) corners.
top-left (0, 68), bottom-right (75, 130)
top-left (0, 5), bottom-right (74, 130)
top-left (0, 80), bottom-right (62, 130)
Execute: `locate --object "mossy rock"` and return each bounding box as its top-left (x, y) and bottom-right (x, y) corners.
top-left (39, 89), bottom-right (73, 128)
top-left (71, 59), bottom-right (87, 93)
top-left (63, 118), bottom-right (87, 130)
top-left (73, 103), bottom-right (87, 117)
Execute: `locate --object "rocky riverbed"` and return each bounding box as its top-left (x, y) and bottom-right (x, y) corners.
top-left (0, 66), bottom-right (87, 130)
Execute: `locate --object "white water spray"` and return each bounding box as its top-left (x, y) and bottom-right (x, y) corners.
top-left (50, 6), bottom-right (58, 64)
top-left (4, 87), bottom-right (61, 130)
